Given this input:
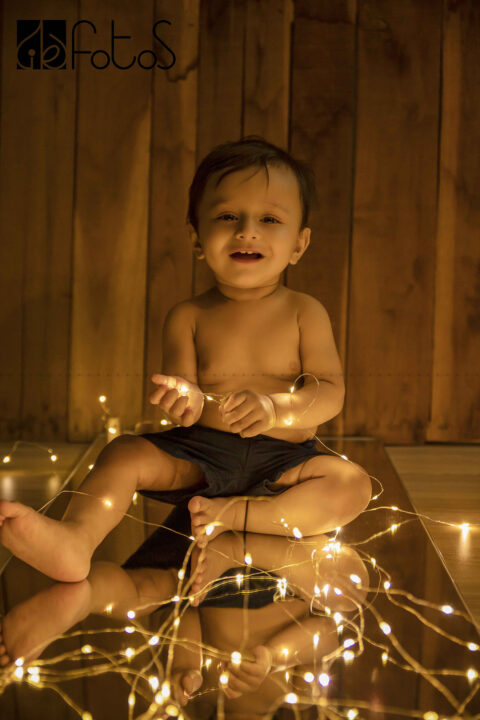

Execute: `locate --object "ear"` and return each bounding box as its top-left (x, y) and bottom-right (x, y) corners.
top-left (289, 227), bottom-right (311, 266)
top-left (188, 222), bottom-right (205, 260)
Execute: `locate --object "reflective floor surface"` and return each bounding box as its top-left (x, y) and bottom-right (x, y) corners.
top-left (0, 437), bottom-right (479, 719)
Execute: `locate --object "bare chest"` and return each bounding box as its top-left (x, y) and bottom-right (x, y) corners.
top-left (194, 301), bottom-right (301, 393)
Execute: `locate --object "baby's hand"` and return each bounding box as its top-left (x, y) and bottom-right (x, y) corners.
top-left (220, 390), bottom-right (276, 437)
top-left (149, 374), bottom-right (204, 427)
top-left (219, 645), bottom-right (272, 698)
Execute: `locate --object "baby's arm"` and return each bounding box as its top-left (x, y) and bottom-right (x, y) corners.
top-left (269, 295), bottom-right (345, 429)
top-left (149, 302), bottom-right (204, 426)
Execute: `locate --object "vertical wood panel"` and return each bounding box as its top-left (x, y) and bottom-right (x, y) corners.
top-left (243, 0), bottom-right (293, 148)
top-left (143, 0), bottom-right (199, 423)
top-left (0, 1), bottom-right (77, 442)
top-left (69, 0), bottom-right (153, 440)
top-left (346, 0), bottom-right (442, 443)
top-left (193, 0), bottom-right (246, 295)
top-left (289, 0), bottom-right (357, 439)
top-left (428, 0), bottom-right (480, 442)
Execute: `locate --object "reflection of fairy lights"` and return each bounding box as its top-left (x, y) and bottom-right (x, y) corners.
top-left (1, 372), bottom-right (479, 717)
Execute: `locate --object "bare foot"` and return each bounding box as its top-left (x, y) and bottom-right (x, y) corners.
top-left (0, 580), bottom-right (91, 668)
top-left (187, 496), bottom-right (245, 547)
top-left (189, 532), bottom-right (244, 607)
top-left (170, 668), bottom-right (203, 706)
top-left (0, 500), bottom-right (92, 582)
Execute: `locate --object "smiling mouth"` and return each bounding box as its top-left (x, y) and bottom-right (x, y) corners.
top-left (230, 252), bottom-right (264, 261)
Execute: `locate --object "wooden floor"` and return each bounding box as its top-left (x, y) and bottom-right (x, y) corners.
top-left (385, 444), bottom-right (480, 628)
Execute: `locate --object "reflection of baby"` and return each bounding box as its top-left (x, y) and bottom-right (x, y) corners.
top-left (0, 137), bottom-right (371, 632)
top-left (0, 530), bottom-right (369, 716)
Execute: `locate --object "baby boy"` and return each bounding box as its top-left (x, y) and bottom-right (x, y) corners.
top-left (0, 136), bottom-right (371, 587)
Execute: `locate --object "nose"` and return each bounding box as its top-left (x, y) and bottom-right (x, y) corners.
top-left (235, 216), bottom-right (258, 239)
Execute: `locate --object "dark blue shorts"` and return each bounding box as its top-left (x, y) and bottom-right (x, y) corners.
top-left (137, 423), bottom-right (328, 505)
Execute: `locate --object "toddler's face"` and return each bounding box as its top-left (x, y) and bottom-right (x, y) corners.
top-left (189, 164), bottom-right (310, 292)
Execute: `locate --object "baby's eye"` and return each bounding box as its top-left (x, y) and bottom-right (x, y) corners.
top-left (218, 213), bottom-right (236, 221)
top-left (262, 216), bottom-right (280, 223)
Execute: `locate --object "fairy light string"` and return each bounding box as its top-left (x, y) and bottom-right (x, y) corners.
top-left (1, 373), bottom-right (479, 717)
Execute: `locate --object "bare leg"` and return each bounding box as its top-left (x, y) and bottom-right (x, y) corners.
top-left (0, 435), bottom-right (197, 582)
top-left (188, 464), bottom-right (372, 545)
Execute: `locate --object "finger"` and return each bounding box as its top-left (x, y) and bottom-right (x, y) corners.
top-left (229, 661), bottom-right (263, 679)
top-left (238, 419), bottom-right (267, 438)
top-left (223, 672), bottom-right (251, 694)
top-left (223, 392), bottom-right (247, 413)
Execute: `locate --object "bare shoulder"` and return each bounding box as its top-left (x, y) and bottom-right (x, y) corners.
top-left (290, 289), bottom-right (329, 317)
top-left (165, 297), bottom-right (197, 327)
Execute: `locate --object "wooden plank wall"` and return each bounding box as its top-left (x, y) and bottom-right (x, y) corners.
top-left (0, 0), bottom-right (478, 445)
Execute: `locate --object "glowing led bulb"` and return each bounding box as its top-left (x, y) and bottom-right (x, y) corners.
top-left (149, 676), bottom-right (159, 691)
top-left (14, 667), bottom-right (24, 680)
top-left (173, 595), bottom-right (180, 602)
top-left (81, 645), bottom-right (93, 654)
top-left (340, 454), bottom-right (348, 460)
top-left (3, 455), bottom-right (10, 463)
top-left (285, 693), bottom-right (298, 704)
top-left (281, 648), bottom-right (289, 658)
top-left (344, 639), bottom-right (355, 649)
top-left (313, 633), bottom-right (319, 649)
top-left (132, 492), bottom-right (137, 502)
top-left (231, 651), bottom-right (242, 665)
top-left (323, 584), bottom-right (330, 595)
top-left (391, 506), bottom-right (398, 511)
top-left (441, 605), bottom-right (454, 615)
top-left (318, 673), bottom-right (330, 687)
top-left (219, 672), bottom-right (229, 686)
top-left (124, 626), bottom-right (135, 634)
top-left (334, 587), bottom-right (343, 596)
top-left (161, 681), bottom-right (170, 698)
top-left (244, 552), bottom-right (252, 565)
top-left (205, 524), bottom-right (214, 536)
top-left (205, 658), bottom-right (212, 669)
top-left (293, 527), bottom-right (302, 538)
top-left (99, 395), bottom-right (106, 402)
top-left (149, 635), bottom-right (159, 646)
top-left (350, 574), bottom-right (361, 585)
top-left (382, 652), bottom-right (389, 665)
top-left (236, 573), bottom-right (243, 586)
top-left (104, 499), bottom-right (112, 508)
top-left (468, 643), bottom-right (479, 651)
top-left (384, 581), bottom-right (391, 590)
top-left (390, 523), bottom-right (398, 533)
top-left (314, 585), bottom-right (321, 595)
top-left (178, 569), bottom-right (185, 580)
top-left (333, 612), bottom-right (343, 625)
top-left (304, 671), bottom-right (314, 683)
top-left (371, 557), bottom-right (376, 568)
top-left (127, 610), bottom-right (135, 619)
top-left (173, 618), bottom-right (180, 627)
top-left (128, 693), bottom-right (135, 708)
top-left (82, 714), bottom-right (93, 720)
top-left (343, 650), bottom-right (355, 663)
top-left (165, 705), bottom-right (179, 717)
top-left (380, 622), bottom-right (391, 635)
top-left (284, 417), bottom-right (293, 426)
top-left (285, 670), bottom-right (290, 681)
top-left (347, 710), bottom-right (358, 720)
top-left (105, 604), bottom-right (113, 614)
top-left (460, 523), bottom-right (470, 538)
top-left (423, 713), bottom-right (438, 720)
top-left (467, 668), bottom-right (478, 682)
top-left (50, 454), bottom-right (57, 462)
top-left (124, 648), bottom-right (135, 658)
top-left (15, 658), bottom-right (24, 666)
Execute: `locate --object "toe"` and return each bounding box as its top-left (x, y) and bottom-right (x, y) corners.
top-left (188, 496), bottom-right (202, 514)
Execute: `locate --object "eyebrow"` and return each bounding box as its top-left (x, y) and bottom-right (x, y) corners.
top-left (208, 198), bottom-right (290, 213)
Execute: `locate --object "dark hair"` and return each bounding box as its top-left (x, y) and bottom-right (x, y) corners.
top-left (186, 135), bottom-right (317, 234)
